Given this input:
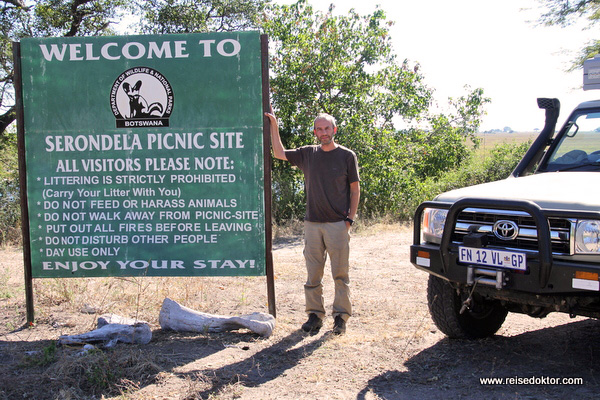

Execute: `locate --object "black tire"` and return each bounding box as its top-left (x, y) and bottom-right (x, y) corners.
top-left (427, 275), bottom-right (508, 339)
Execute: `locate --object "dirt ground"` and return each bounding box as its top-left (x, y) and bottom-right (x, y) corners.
top-left (1, 223), bottom-right (599, 399)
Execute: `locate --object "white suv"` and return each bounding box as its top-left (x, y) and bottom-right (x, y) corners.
top-left (411, 98), bottom-right (600, 338)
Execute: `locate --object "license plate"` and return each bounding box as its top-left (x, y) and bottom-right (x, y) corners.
top-left (458, 246), bottom-right (527, 271)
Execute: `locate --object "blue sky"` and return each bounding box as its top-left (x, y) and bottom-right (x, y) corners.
top-left (275, 0), bottom-right (600, 132)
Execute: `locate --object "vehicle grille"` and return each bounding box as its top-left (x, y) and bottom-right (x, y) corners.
top-left (451, 208), bottom-right (573, 254)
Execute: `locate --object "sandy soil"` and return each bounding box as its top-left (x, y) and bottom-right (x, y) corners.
top-left (1, 224), bottom-right (599, 399)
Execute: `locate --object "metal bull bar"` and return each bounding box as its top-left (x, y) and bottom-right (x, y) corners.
top-left (437, 198), bottom-right (553, 289)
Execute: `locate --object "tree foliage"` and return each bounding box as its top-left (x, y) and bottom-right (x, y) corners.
top-left (32, 0), bottom-right (128, 37)
top-left (0, 0), bottom-right (131, 137)
top-left (536, 0), bottom-right (600, 68)
top-left (537, 0), bottom-right (600, 26)
top-left (262, 1), bottom-right (431, 220)
top-left (0, 0), bottom-right (267, 137)
top-left (137, 0), bottom-right (268, 34)
top-left (0, 128), bottom-right (20, 244)
top-left (262, 0), bottom-right (489, 220)
top-left (263, 1), bottom-right (431, 137)
top-left (1, 1), bottom-right (26, 134)
top-left (410, 141), bottom-right (531, 220)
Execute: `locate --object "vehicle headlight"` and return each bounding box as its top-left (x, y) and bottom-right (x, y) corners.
top-left (575, 220), bottom-right (600, 253)
top-left (422, 208), bottom-right (448, 244)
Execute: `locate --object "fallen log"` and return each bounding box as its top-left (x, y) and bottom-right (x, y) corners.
top-left (159, 298), bottom-right (275, 337)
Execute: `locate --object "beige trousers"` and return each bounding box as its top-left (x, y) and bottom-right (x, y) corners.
top-left (303, 221), bottom-right (351, 321)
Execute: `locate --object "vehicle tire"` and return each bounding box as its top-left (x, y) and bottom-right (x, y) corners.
top-left (427, 275), bottom-right (508, 339)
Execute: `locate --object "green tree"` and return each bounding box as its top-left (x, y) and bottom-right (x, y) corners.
top-left (537, 0), bottom-right (599, 26)
top-left (0, 127), bottom-right (20, 244)
top-left (407, 87), bottom-right (489, 180)
top-left (536, 0), bottom-right (600, 68)
top-left (262, 1), bottom-right (433, 220)
top-left (411, 140), bottom-right (531, 219)
top-left (0, 0), bottom-right (268, 137)
top-left (0, 0), bottom-right (27, 135)
top-left (136, 0), bottom-right (268, 34)
top-left (1, 0), bottom-right (131, 137)
top-left (262, 0), bottom-right (488, 219)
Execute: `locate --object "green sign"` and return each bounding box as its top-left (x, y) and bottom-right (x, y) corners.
top-left (20, 32), bottom-right (266, 278)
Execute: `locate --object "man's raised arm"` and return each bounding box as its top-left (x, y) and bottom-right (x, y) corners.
top-left (265, 112), bottom-right (287, 161)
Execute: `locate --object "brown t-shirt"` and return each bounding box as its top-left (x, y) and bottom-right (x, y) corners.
top-left (285, 145), bottom-right (359, 222)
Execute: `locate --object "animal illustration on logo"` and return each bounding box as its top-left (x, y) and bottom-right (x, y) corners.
top-left (122, 80), bottom-right (164, 119)
top-left (111, 67), bottom-right (173, 128)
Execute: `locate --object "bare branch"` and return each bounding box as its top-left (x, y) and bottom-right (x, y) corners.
top-left (66, 0), bottom-right (96, 37)
top-left (2, 0), bottom-right (26, 8)
top-left (0, 105), bottom-right (16, 137)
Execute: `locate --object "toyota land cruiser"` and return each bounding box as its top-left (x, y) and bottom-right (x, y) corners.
top-left (410, 96), bottom-right (600, 338)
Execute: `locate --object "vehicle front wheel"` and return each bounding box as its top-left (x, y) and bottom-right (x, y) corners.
top-left (427, 275), bottom-right (508, 339)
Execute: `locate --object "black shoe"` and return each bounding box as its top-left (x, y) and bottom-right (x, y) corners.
top-left (301, 313), bottom-right (323, 333)
top-left (333, 316), bottom-right (346, 335)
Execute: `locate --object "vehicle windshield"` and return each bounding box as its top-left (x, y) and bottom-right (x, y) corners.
top-left (542, 110), bottom-right (600, 172)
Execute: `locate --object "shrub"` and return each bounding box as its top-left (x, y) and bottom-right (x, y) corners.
top-left (407, 141), bottom-right (531, 216)
top-left (0, 132), bottom-right (20, 246)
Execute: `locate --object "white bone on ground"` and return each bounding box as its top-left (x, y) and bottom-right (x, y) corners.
top-left (158, 298), bottom-right (275, 337)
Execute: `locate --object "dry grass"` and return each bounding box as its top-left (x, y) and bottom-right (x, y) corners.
top-left (476, 131), bottom-right (537, 156)
top-left (1, 224), bottom-right (599, 399)
top-left (42, 347), bottom-right (163, 397)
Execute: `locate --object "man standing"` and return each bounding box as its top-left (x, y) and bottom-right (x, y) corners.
top-left (265, 111), bottom-right (360, 335)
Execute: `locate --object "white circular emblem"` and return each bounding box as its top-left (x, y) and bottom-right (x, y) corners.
top-left (110, 66), bottom-right (174, 128)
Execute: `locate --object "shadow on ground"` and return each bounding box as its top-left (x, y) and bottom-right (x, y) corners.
top-left (0, 326), bottom-right (330, 399)
top-left (357, 318), bottom-right (600, 400)
top-left (172, 329), bottom-right (332, 398)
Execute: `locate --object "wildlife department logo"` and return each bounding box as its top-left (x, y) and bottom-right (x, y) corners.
top-left (110, 67), bottom-right (174, 128)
